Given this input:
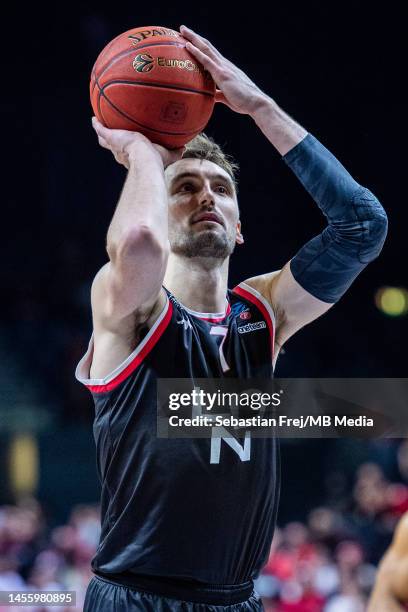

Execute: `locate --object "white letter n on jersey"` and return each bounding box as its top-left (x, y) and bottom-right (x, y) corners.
top-left (210, 428), bottom-right (251, 464)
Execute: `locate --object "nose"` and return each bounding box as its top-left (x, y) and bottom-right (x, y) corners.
top-left (198, 185), bottom-right (215, 208)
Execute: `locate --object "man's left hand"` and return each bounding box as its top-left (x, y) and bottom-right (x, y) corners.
top-left (180, 25), bottom-right (267, 116)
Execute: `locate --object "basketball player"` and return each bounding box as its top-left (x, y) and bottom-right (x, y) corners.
top-left (368, 513), bottom-right (408, 611)
top-left (76, 25), bottom-right (388, 611)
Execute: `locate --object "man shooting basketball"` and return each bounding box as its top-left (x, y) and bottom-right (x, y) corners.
top-left (76, 25), bottom-right (387, 611)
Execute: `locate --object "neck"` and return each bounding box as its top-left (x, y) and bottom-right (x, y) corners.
top-left (164, 253), bottom-right (230, 313)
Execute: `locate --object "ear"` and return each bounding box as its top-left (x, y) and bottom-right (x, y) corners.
top-left (236, 220), bottom-right (244, 245)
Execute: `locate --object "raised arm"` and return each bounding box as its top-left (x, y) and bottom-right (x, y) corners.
top-left (90, 119), bottom-right (182, 331)
top-left (92, 118), bottom-right (168, 328)
top-left (91, 118), bottom-right (181, 379)
top-left (244, 126), bottom-right (388, 350)
top-left (86, 121), bottom-right (183, 379)
top-left (181, 26), bottom-right (388, 352)
top-left (367, 513), bottom-right (408, 611)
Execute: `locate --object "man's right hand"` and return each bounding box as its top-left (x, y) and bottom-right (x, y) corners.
top-left (91, 117), bottom-right (184, 169)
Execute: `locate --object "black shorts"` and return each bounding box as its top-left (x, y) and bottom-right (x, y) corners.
top-left (84, 574), bottom-right (264, 611)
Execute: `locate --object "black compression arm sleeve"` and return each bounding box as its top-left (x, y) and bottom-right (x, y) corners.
top-left (283, 134), bottom-right (388, 303)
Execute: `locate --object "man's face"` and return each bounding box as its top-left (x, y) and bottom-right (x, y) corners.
top-left (165, 158), bottom-right (243, 260)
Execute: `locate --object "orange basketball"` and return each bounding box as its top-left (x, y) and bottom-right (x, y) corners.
top-left (90, 26), bottom-right (216, 149)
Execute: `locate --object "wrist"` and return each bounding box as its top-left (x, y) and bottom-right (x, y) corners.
top-left (248, 93), bottom-right (276, 121)
top-left (251, 97), bottom-right (308, 156)
top-left (127, 141), bottom-right (164, 169)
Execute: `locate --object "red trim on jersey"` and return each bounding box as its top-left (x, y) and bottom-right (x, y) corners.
top-left (232, 285), bottom-right (274, 357)
top-left (199, 302), bottom-right (232, 322)
top-left (86, 301), bottom-right (174, 394)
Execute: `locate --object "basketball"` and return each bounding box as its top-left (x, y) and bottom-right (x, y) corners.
top-left (90, 26), bottom-right (216, 149)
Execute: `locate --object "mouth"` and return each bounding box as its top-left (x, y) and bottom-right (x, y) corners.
top-left (191, 213), bottom-right (224, 227)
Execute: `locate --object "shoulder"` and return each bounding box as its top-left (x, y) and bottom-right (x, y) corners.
top-left (231, 279), bottom-right (277, 339)
top-left (234, 273), bottom-right (282, 328)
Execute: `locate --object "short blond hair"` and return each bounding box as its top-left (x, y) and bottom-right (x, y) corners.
top-left (182, 133), bottom-right (239, 191)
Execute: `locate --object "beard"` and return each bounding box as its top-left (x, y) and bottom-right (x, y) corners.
top-left (170, 226), bottom-right (236, 259)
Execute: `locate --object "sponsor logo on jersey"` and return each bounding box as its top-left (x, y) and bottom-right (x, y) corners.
top-left (238, 321), bottom-right (266, 334)
top-left (231, 301), bottom-right (249, 315)
top-left (239, 310), bottom-right (252, 320)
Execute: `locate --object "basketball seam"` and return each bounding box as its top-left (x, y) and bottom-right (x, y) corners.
top-left (100, 79), bottom-right (215, 98)
top-left (93, 31), bottom-right (136, 74)
top-left (97, 89), bottom-right (107, 126)
top-left (91, 32), bottom-right (128, 94)
top-left (98, 89), bottom-right (210, 136)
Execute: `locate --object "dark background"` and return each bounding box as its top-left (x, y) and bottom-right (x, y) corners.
top-left (0, 2), bottom-right (406, 521)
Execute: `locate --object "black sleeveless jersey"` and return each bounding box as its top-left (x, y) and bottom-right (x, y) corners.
top-left (76, 281), bottom-right (279, 585)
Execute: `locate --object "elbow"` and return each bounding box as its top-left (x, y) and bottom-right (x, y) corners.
top-left (358, 203), bottom-right (388, 263)
top-left (107, 225), bottom-right (168, 263)
top-left (348, 187), bottom-right (388, 263)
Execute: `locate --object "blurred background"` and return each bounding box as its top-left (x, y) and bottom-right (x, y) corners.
top-left (1, 2), bottom-right (406, 610)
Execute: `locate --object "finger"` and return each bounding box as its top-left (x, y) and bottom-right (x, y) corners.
top-left (180, 25), bottom-right (221, 59)
top-left (215, 89), bottom-right (227, 104)
top-left (91, 116), bottom-right (103, 131)
top-left (185, 42), bottom-right (220, 76)
top-left (97, 135), bottom-right (111, 150)
top-left (93, 125), bottom-right (108, 144)
top-left (92, 117), bottom-right (112, 139)
top-left (92, 120), bottom-right (106, 137)
top-left (215, 89), bottom-right (235, 111)
top-left (113, 152), bottom-right (127, 166)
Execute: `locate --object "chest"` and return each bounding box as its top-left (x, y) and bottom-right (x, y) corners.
top-left (150, 302), bottom-right (273, 378)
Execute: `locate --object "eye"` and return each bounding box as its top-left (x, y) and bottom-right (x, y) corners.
top-left (215, 185), bottom-right (228, 195)
top-left (179, 182), bottom-right (195, 192)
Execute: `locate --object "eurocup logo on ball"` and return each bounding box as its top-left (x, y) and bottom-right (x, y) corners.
top-left (89, 24), bottom-right (216, 148)
top-left (132, 54), bottom-right (154, 73)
